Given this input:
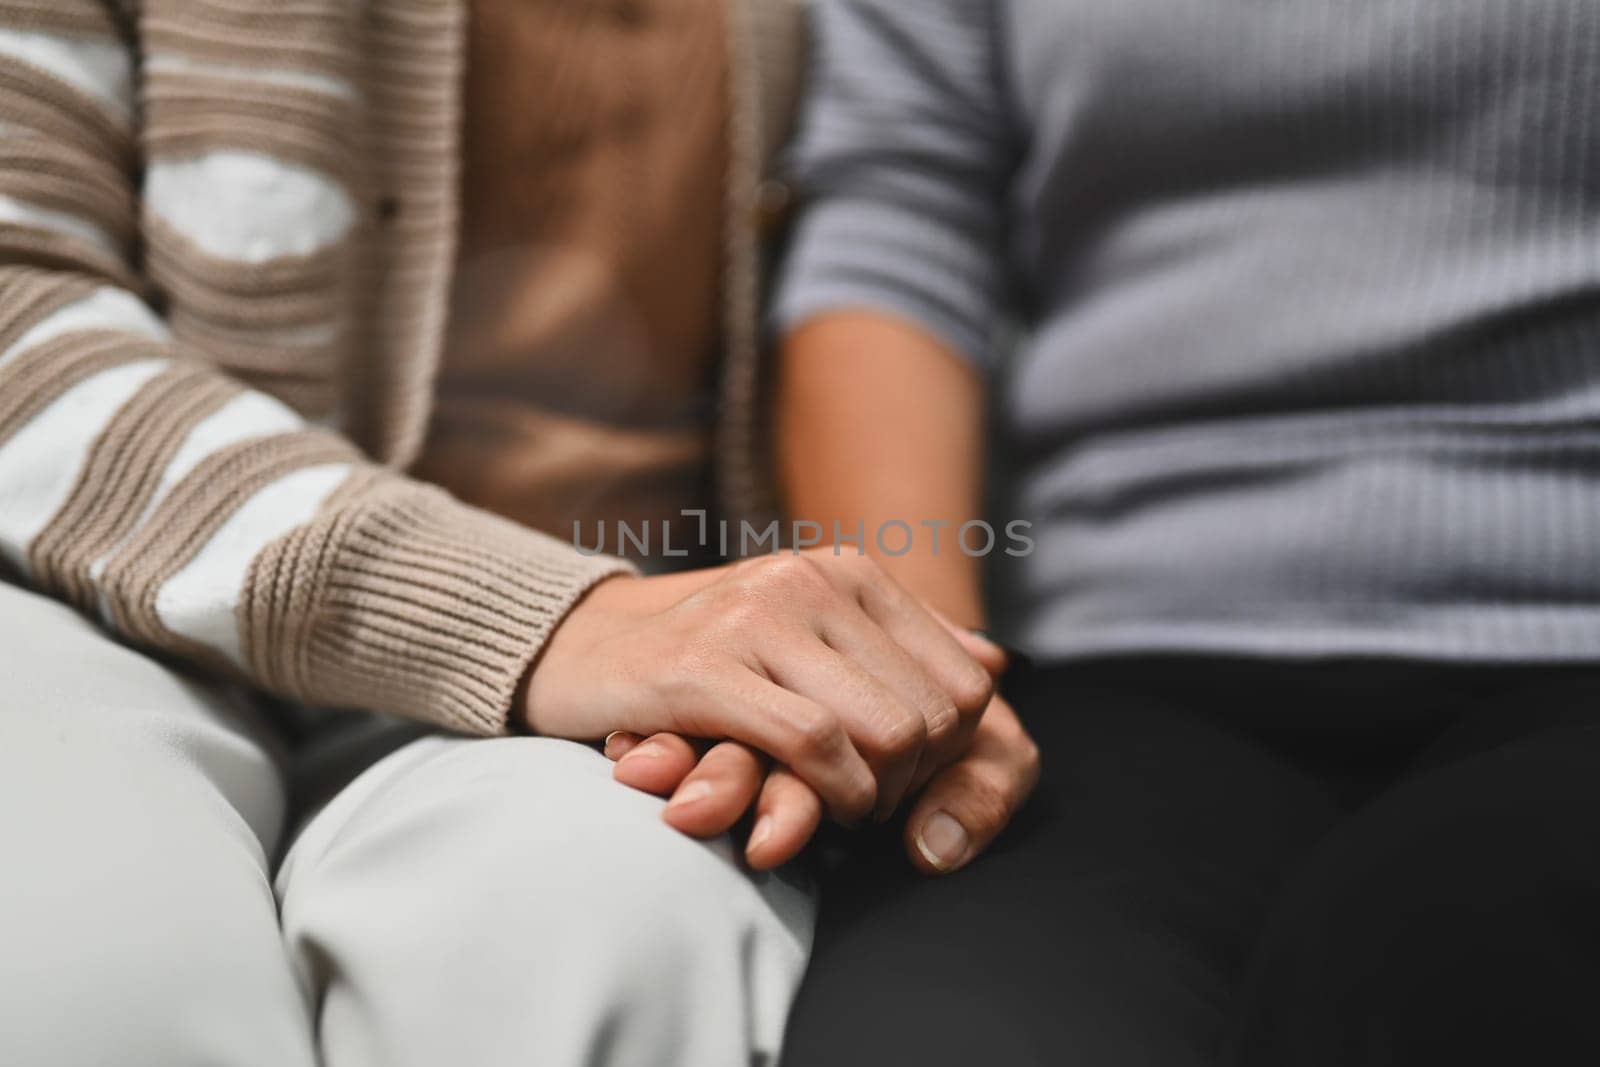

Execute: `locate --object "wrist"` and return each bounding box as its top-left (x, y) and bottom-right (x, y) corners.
top-left (514, 572), bottom-right (638, 732)
top-left (515, 566), bottom-right (728, 734)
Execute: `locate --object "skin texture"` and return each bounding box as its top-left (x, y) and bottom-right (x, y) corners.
top-left (603, 615), bottom-right (1011, 870)
top-left (605, 311), bottom-right (1042, 875)
top-left (523, 550), bottom-right (998, 823)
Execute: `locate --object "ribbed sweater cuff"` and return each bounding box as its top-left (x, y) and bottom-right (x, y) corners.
top-left (245, 482), bottom-right (636, 736)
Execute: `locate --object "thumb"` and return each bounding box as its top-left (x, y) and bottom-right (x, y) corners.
top-left (904, 702), bottom-right (1039, 875)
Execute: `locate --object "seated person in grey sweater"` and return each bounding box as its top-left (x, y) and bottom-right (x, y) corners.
top-left (618, 1), bottom-right (1600, 1063)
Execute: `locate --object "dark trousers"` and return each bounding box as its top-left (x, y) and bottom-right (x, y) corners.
top-left (779, 657), bottom-right (1600, 1066)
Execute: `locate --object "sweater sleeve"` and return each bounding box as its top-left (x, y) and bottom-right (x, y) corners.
top-left (0, 2), bottom-right (633, 736)
top-left (772, 0), bottom-right (1019, 368)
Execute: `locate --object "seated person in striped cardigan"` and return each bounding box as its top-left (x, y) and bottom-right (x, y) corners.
top-left (0, 2), bottom-right (1034, 1065)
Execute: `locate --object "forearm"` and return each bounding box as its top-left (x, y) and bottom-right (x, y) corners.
top-left (0, 8), bottom-right (632, 735)
top-left (778, 310), bottom-right (987, 627)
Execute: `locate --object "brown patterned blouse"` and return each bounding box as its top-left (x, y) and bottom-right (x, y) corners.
top-left (419, 0), bottom-right (731, 560)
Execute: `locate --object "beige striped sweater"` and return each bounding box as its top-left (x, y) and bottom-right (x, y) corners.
top-left (0, 0), bottom-right (800, 735)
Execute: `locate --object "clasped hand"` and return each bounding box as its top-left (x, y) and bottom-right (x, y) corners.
top-left (524, 551), bottom-right (1040, 874)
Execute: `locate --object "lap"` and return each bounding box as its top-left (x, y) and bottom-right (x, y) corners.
top-left (0, 580), bottom-right (816, 1067)
top-left (782, 664), bottom-right (1342, 1067)
top-left (0, 581), bottom-right (313, 1066)
top-left (788, 659), bottom-right (1600, 1067)
top-left (278, 734), bottom-right (816, 1067)
top-left (1229, 679), bottom-right (1600, 1066)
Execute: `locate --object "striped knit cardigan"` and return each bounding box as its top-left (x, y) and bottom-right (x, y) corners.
top-left (0, 0), bottom-right (803, 735)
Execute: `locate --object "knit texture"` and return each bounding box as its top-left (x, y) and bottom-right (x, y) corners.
top-left (778, 0), bottom-right (1600, 662)
top-left (0, 0), bottom-right (784, 733)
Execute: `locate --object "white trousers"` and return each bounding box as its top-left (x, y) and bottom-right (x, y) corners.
top-left (0, 582), bottom-right (815, 1067)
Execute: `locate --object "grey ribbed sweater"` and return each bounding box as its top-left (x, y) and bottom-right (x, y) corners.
top-left (776, 0), bottom-right (1600, 662)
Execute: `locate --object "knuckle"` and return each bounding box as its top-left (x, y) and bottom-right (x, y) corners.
top-left (949, 660), bottom-right (995, 714)
top-left (716, 593), bottom-right (767, 633)
top-left (706, 579), bottom-right (785, 633)
top-left (772, 552), bottom-right (825, 585)
top-left (801, 547), bottom-right (878, 596)
top-left (748, 553), bottom-right (831, 601)
top-left (830, 548), bottom-right (879, 579)
top-left (839, 768), bottom-right (878, 822)
top-left (1018, 738), bottom-right (1043, 786)
top-left (842, 552), bottom-right (887, 594)
top-left (789, 705), bottom-right (844, 761)
top-left (954, 770), bottom-right (1013, 829)
top-left (922, 695), bottom-right (962, 748)
top-left (727, 555), bottom-right (769, 587)
top-left (873, 706), bottom-right (928, 759)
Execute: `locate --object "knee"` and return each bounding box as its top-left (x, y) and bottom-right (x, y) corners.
top-left (288, 737), bottom-right (810, 978)
top-left (282, 738), bottom-right (812, 1066)
top-left (472, 740), bottom-right (801, 959)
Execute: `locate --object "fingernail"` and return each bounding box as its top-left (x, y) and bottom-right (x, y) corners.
top-left (668, 780), bottom-right (715, 810)
top-left (603, 731), bottom-right (631, 759)
top-left (915, 811), bottom-right (969, 871)
top-left (968, 629), bottom-right (1005, 655)
top-left (618, 739), bottom-right (666, 765)
top-left (747, 815), bottom-right (774, 854)
top-left (970, 629), bottom-right (1031, 668)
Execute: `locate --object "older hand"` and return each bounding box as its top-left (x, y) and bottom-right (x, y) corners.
top-left (605, 689), bottom-right (1040, 875)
